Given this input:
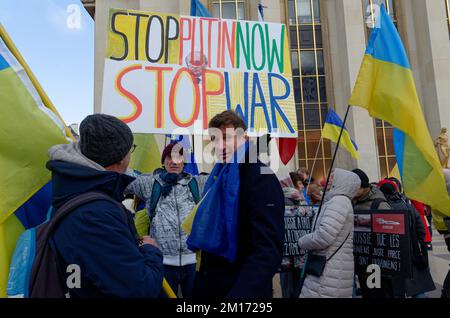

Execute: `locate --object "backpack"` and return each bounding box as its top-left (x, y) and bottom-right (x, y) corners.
top-left (380, 195), bottom-right (429, 270)
top-left (7, 192), bottom-right (130, 298)
top-left (134, 178), bottom-right (200, 237)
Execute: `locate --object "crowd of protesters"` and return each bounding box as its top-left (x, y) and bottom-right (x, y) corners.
top-left (24, 110), bottom-right (450, 299)
top-left (279, 166), bottom-right (448, 298)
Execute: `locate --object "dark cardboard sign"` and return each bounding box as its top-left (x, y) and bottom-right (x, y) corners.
top-left (354, 210), bottom-right (412, 278)
top-left (284, 215), bottom-right (313, 256)
top-left (280, 205), bottom-right (314, 271)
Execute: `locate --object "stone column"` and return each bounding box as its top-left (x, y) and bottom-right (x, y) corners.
top-left (321, 0), bottom-right (380, 181)
top-left (400, 0), bottom-right (450, 139)
top-left (139, 0), bottom-right (182, 14)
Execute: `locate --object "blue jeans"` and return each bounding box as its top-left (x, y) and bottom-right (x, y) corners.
top-left (163, 264), bottom-right (196, 298)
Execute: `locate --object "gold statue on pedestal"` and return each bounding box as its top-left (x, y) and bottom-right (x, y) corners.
top-left (435, 128), bottom-right (450, 168)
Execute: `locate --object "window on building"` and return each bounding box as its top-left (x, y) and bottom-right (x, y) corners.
top-left (362, 0), bottom-right (397, 38)
top-left (287, 0), bottom-right (332, 181)
top-left (362, 0), bottom-right (398, 179)
top-left (210, 0), bottom-right (246, 20)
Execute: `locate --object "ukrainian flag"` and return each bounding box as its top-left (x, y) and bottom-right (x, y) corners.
top-left (349, 5), bottom-right (450, 215)
top-left (129, 133), bottom-right (161, 174)
top-left (0, 25), bottom-right (70, 297)
top-left (322, 109), bottom-right (360, 160)
top-left (190, 0), bottom-right (212, 17)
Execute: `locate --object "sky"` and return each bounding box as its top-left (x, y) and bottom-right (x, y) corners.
top-left (0, 0), bottom-right (94, 125)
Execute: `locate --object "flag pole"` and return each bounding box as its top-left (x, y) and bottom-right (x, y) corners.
top-left (297, 105), bottom-right (352, 297)
top-left (312, 105), bottom-right (351, 228)
top-left (162, 279), bottom-right (177, 298)
top-left (191, 134), bottom-right (195, 167)
top-left (306, 133), bottom-right (323, 195)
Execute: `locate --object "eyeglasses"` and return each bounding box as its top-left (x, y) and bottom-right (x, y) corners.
top-left (131, 144), bottom-right (137, 153)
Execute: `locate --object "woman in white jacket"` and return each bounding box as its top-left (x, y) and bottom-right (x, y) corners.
top-left (298, 169), bottom-right (361, 298)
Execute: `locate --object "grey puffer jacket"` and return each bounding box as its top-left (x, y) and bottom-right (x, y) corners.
top-left (125, 170), bottom-right (207, 266)
top-left (298, 169), bottom-right (361, 298)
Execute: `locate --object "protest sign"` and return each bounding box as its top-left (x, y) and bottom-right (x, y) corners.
top-left (281, 205), bottom-right (314, 272)
top-left (353, 210), bottom-right (412, 278)
top-left (101, 9), bottom-right (297, 137)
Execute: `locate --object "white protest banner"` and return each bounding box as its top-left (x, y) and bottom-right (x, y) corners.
top-left (102, 9), bottom-right (297, 137)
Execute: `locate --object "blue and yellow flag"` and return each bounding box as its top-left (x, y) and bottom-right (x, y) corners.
top-left (0, 24), bottom-right (70, 297)
top-left (190, 0), bottom-right (212, 17)
top-left (129, 133), bottom-right (161, 174)
top-left (322, 109), bottom-right (359, 160)
top-left (349, 5), bottom-right (450, 215)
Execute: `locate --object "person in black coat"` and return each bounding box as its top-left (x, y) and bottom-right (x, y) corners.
top-left (192, 110), bottom-right (285, 298)
top-left (378, 180), bottom-right (436, 298)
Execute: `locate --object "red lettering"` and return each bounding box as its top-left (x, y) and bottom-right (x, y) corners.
top-left (169, 68), bottom-right (200, 127)
top-left (179, 18), bottom-right (192, 65)
top-left (200, 18), bottom-right (218, 68)
top-left (217, 21), bottom-right (222, 68)
top-left (115, 64), bottom-right (143, 124)
top-left (220, 21), bottom-right (236, 68)
top-left (145, 66), bottom-right (173, 128)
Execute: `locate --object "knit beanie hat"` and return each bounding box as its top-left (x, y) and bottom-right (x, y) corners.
top-left (378, 179), bottom-right (399, 196)
top-left (79, 114), bottom-right (133, 167)
top-left (352, 168), bottom-right (370, 188)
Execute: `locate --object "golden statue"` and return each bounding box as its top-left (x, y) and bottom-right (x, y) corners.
top-left (435, 128), bottom-right (450, 168)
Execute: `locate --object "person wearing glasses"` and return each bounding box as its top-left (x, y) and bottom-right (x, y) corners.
top-left (45, 114), bottom-right (164, 297)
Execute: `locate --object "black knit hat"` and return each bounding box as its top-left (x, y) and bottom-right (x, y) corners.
top-left (352, 168), bottom-right (370, 188)
top-left (79, 114), bottom-right (133, 167)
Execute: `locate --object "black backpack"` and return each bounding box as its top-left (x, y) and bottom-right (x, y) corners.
top-left (28, 191), bottom-right (134, 298)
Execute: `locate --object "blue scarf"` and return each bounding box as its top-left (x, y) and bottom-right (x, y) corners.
top-left (186, 141), bottom-right (249, 262)
top-left (159, 169), bottom-right (186, 197)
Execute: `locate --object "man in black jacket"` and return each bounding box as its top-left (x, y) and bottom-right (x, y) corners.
top-left (379, 180), bottom-right (436, 298)
top-left (192, 110), bottom-right (285, 298)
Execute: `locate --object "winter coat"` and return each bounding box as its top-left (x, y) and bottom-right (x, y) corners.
top-left (298, 169), bottom-right (361, 298)
top-left (125, 169), bottom-right (208, 266)
top-left (353, 185), bottom-right (391, 210)
top-left (353, 185), bottom-right (393, 298)
top-left (47, 142), bottom-right (164, 298)
top-left (385, 194), bottom-right (436, 297)
top-left (193, 159), bottom-right (285, 298)
top-left (411, 200), bottom-right (432, 243)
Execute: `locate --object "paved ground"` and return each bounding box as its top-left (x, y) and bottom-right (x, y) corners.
top-left (272, 226), bottom-right (449, 298)
top-left (426, 228), bottom-right (449, 298)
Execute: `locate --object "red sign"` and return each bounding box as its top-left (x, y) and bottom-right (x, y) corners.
top-left (372, 214), bottom-right (405, 235)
